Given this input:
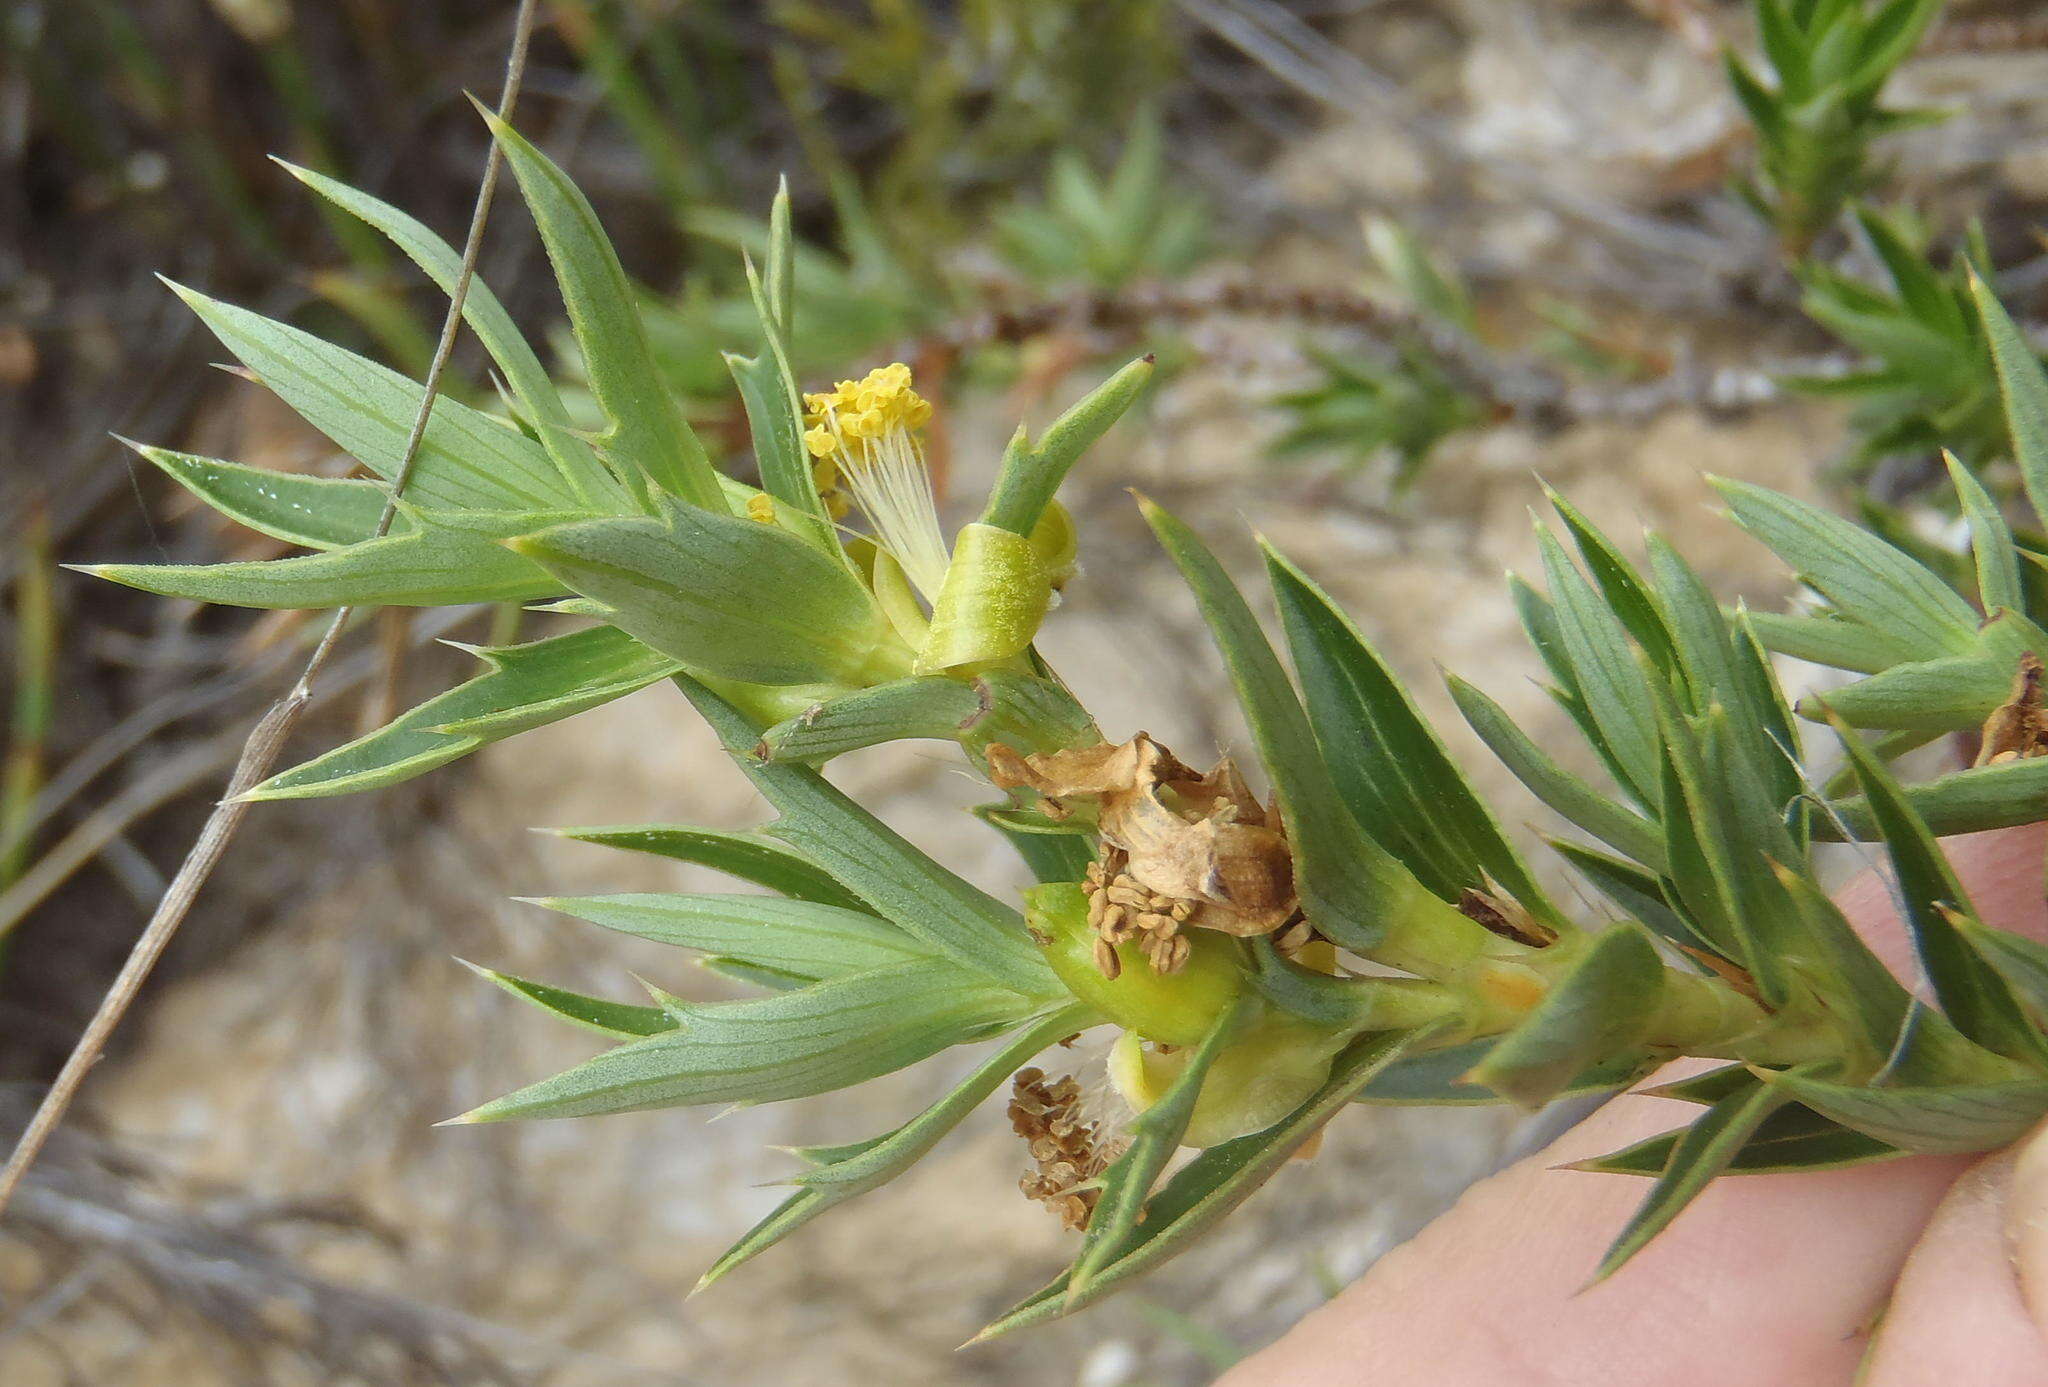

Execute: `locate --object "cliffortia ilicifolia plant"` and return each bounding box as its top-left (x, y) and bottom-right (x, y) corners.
top-left (83, 115), bottom-right (2048, 1338)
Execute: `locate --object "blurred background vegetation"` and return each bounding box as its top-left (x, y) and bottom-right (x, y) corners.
top-left (4, 1), bottom-right (2048, 1383)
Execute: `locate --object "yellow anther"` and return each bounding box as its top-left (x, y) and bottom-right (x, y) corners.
top-left (799, 361), bottom-right (948, 602)
top-left (746, 493), bottom-right (776, 524)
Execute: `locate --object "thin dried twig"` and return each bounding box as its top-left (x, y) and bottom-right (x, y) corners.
top-left (1921, 15), bottom-right (2048, 56)
top-left (919, 276), bottom-right (1859, 427)
top-left (0, 607), bottom-right (472, 941)
top-left (0, 0), bottom-right (543, 1220)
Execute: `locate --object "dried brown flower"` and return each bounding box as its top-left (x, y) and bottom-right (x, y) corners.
top-left (1009, 1067), bottom-right (1117, 1232)
top-left (989, 734), bottom-right (1298, 939)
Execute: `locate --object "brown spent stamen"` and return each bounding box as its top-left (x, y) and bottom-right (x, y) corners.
top-left (1081, 846), bottom-right (1205, 976)
top-left (1272, 916), bottom-right (1316, 957)
top-left (1009, 1068), bottom-right (1117, 1232)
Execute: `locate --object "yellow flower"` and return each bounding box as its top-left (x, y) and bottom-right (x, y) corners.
top-left (802, 363), bottom-right (950, 602)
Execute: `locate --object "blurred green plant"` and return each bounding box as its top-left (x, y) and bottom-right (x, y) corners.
top-left (594, 113), bottom-right (1215, 422)
top-left (1269, 218), bottom-right (1485, 486)
top-left (1739, 278), bottom-right (2048, 781)
top-left (769, 0), bottom-right (1182, 258)
top-left (2, 509), bottom-right (56, 915)
top-left (1724, 0), bottom-right (1948, 255)
top-left (1271, 344), bottom-right (1483, 490)
top-left (625, 175), bottom-right (934, 412)
top-left (992, 110), bottom-right (1208, 294)
top-left (1789, 206), bottom-right (2033, 484)
top-left (86, 119), bottom-right (2048, 1345)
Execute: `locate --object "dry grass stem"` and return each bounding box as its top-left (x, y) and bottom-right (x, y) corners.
top-left (0, 0), bottom-right (542, 1222)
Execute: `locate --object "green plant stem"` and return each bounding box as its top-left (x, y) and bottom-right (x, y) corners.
top-left (1337, 977), bottom-right (1467, 1032)
top-left (1371, 874), bottom-right (1537, 985)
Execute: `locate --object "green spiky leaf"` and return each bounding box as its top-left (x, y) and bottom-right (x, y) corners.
top-left (247, 626), bottom-right (677, 799)
top-left (1576, 1102), bottom-right (1902, 1176)
top-left (525, 893), bottom-right (933, 981)
top-left (167, 280), bottom-right (578, 513)
top-left (1759, 1069), bottom-right (2048, 1154)
top-left (279, 159), bottom-right (624, 511)
top-left (546, 824), bottom-right (869, 912)
top-left (679, 678), bottom-right (1057, 997)
top-left (1141, 498), bottom-right (1436, 956)
top-left (980, 357), bottom-right (1155, 536)
top-left (457, 957), bottom-right (1037, 1122)
top-left (464, 962), bottom-right (675, 1038)
top-left (697, 1006), bottom-right (1089, 1291)
top-left (1716, 479), bottom-right (1978, 659)
top-left (1070, 997), bottom-right (1251, 1298)
top-left (507, 502), bottom-right (894, 687)
top-left (1448, 673), bottom-right (1665, 870)
top-left (133, 445), bottom-right (402, 550)
top-left (1466, 926), bottom-right (1663, 1108)
top-left (481, 109), bottom-right (722, 512)
top-left (1592, 1072), bottom-right (1803, 1281)
top-left (1831, 710), bottom-right (2048, 1065)
top-left (1819, 751), bottom-right (2048, 840)
top-left (83, 525), bottom-right (556, 609)
top-left (1267, 545), bottom-right (1564, 928)
top-left (1973, 262), bottom-right (2048, 519)
top-left (973, 1027), bottom-right (1421, 1340)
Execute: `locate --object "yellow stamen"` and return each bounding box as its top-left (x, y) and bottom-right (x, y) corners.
top-left (802, 363), bottom-right (950, 602)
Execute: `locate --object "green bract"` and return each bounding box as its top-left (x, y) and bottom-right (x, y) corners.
top-left (93, 112), bottom-right (2048, 1341)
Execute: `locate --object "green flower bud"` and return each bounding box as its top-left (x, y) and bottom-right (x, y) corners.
top-left (1109, 1014), bottom-right (1341, 1147)
top-left (1024, 882), bottom-right (1242, 1045)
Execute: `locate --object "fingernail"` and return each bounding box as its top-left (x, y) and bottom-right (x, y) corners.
top-left (2003, 1117), bottom-right (2048, 1333)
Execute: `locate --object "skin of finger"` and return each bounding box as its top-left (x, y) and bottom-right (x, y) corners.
top-left (1830, 823), bottom-right (2048, 974)
top-left (1215, 1087), bottom-right (1969, 1387)
top-left (1218, 825), bottom-right (2048, 1387)
top-left (1861, 1147), bottom-right (2048, 1387)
